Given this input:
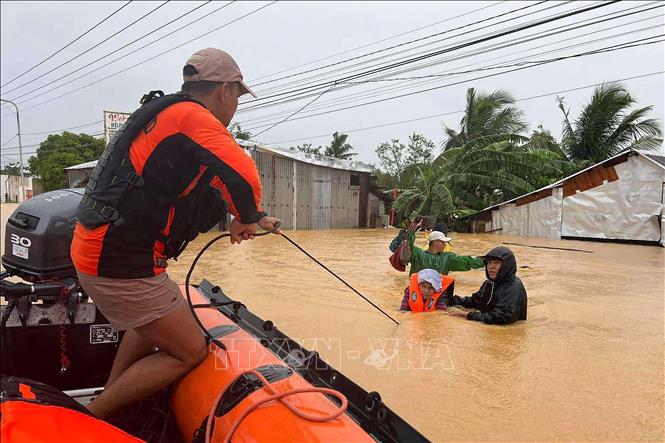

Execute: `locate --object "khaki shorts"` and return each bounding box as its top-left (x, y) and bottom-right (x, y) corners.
top-left (77, 271), bottom-right (183, 331)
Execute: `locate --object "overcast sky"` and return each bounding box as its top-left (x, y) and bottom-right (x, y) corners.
top-left (1, 1), bottom-right (663, 168)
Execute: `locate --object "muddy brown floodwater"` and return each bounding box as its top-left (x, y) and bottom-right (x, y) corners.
top-left (167, 228), bottom-right (665, 442)
top-left (1, 202), bottom-right (663, 442)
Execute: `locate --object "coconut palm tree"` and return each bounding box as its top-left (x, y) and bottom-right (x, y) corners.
top-left (324, 131), bottom-right (357, 160)
top-left (392, 141), bottom-right (563, 222)
top-left (443, 88), bottom-right (528, 151)
top-left (558, 83), bottom-right (662, 165)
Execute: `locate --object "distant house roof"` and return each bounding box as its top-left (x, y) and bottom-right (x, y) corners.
top-left (65, 160), bottom-right (98, 171)
top-left (238, 140), bottom-right (374, 173)
top-left (64, 142), bottom-right (374, 174)
top-left (470, 148), bottom-right (665, 217)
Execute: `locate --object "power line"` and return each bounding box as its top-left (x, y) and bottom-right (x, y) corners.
top-left (1, 133), bottom-right (104, 152)
top-left (21, 120), bottom-right (103, 136)
top-left (0, 1), bottom-right (132, 88)
top-left (6, 1), bottom-right (554, 109)
top-left (240, 1), bottom-right (622, 112)
top-left (340, 37), bottom-right (664, 84)
top-left (243, 38), bottom-right (663, 132)
top-left (3, 1), bottom-right (276, 115)
top-left (8, 1), bottom-right (214, 103)
top-left (238, 11), bottom-right (664, 125)
top-left (261, 71), bottom-right (665, 146)
top-left (1, 1), bottom-right (169, 95)
top-left (244, 1), bottom-right (586, 101)
top-left (6, 1), bottom-right (236, 108)
top-left (248, 0), bottom-right (560, 97)
top-left (247, 1), bottom-right (508, 83)
top-left (252, 82), bottom-right (338, 138)
top-left (237, 2), bottom-right (660, 116)
top-left (1, 134), bottom-right (18, 148)
top-left (250, 1), bottom-right (553, 90)
top-left (249, 0), bottom-right (661, 105)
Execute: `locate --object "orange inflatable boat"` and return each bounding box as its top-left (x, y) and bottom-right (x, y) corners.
top-left (172, 280), bottom-right (424, 443)
top-left (1, 279), bottom-right (427, 443)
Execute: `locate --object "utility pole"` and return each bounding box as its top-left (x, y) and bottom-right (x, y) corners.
top-left (1, 98), bottom-right (25, 202)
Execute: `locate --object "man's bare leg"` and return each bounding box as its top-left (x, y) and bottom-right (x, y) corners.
top-left (105, 329), bottom-right (155, 388)
top-left (87, 302), bottom-right (207, 419)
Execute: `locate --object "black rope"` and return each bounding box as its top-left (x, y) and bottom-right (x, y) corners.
top-left (185, 223), bottom-right (400, 349)
top-left (184, 226), bottom-right (282, 351)
top-left (280, 233), bottom-right (400, 326)
top-left (1, 299), bottom-right (17, 328)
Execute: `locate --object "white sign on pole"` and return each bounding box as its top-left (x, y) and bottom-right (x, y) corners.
top-left (103, 111), bottom-right (131, 144)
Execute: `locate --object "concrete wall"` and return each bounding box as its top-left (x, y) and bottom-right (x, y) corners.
top-left (1, 175), bottom-right (34, 202)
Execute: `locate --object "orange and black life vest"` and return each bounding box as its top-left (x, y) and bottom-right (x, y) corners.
top-left (0, 376), bottom-right (142, 443)
top-left (407, 273), bottom-right (455, 312)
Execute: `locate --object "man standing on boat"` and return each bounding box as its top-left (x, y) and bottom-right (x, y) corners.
top-left (71, 48), bottom-right (280, 418)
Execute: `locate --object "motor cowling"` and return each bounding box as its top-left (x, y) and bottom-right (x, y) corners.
top-left (2, 189), bottom-right (83, 282)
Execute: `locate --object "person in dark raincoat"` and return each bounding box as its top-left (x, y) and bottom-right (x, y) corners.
top-left (447, 246), bottom-right (527, 325)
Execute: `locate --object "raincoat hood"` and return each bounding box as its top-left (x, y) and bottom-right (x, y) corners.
top-left (480, 246), bottom-right (517, 284)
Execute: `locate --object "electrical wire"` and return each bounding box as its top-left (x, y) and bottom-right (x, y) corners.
top-left (252, 83), bottom-right (338, 137)
top-left (8, 1), bottom-right (214, 102)
top-left (239, 17), bottom-right (665, 126)
top-left (245, 0), bottom-right (576, 100)
top-left (1, 134), bottom-right (104, 153)
top-left (1, 135), bottom-right (18, 148)
top-left (242, 37), bottom-right (663, 132)
top-left (2, 1), bottom-right (170, 96)
top-left (0, 1), bottom-right (132, 88)
top-left (21, 120), bottom-right (103, 135)
top-left (259, 71), bottom-right (665, 146)
top-left (244, 0), bottom-right (656, 101)
top-left (4, 1), bottom-right (276, 115)
top-left (247, 1), bottom-right (508, 83)
top-left (238, 1), bottom-right (625, 111)
top-left (250, 0), bottom-right (551, 88)
top-left (6, 2), bottom-right (236, 106)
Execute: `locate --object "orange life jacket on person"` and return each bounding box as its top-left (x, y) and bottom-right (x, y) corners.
top-left (0, 376), bottom-right (143, 443)
top-left (407, 273), bottom-right (455, 312)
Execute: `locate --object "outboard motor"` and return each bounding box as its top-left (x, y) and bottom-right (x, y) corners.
top-left (2, 189), bottom-right (81, 281)
top-left (1, 189), bottom-right (120, 391)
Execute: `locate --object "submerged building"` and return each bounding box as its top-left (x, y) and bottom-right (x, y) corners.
top-left (468, 149), bottom-right (665, 246)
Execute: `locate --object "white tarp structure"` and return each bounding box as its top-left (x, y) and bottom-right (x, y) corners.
top-left (561, 155), bottom-right (663, 242)
top-left (493, 203), bottom-right (528, 236)
top-left (662, 183), bottom-right (665, 247)
top-left (527, 188), bottom-right (563, 239)
top-left (472, 149), bottom-right (665, 245)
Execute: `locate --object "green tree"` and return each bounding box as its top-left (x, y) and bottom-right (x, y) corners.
top-left (375, 132), bottom-right (437, 188)
top-left (443, 88), bottom-right (527, 150)
top-left (0, 162), bottom-right (30, 176)
top-left (324, 131), bottom-right (356, 160)
top-left (392, 142), bottom-right (563, 222)
top-left (558, 83), bottom-right (662, 165)
top-left (28, 132), bottom-right (105, 191)
top-left (520, 125), bottom-right (565, 156)
top-left (291, 143), bottom-right (323, 155)
top-left (228, 122), bottom-right (252, 141)
top-left (375, 138), bottom-right (407, 187)
top-left (405, 132), bottom-right (436, 165)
